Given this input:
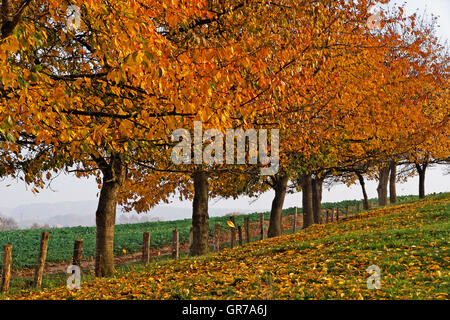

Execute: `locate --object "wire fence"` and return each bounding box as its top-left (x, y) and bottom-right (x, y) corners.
top-left (0, 199), bottom-right (391, 294)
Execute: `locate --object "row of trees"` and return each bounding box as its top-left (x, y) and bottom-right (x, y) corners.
top-left (1, 0), bottom-right (448, 276)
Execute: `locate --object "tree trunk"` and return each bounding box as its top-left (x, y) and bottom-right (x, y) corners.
top-left (301, 174), bottom-right (314, 228)
top-left (416, 163), bottom-right (427, 199)
top-left (376, 165), bottom-right (390, 206)
top-left (190, 170), bottom-right (210, 256)
top-left (311, 177), bottom-right (323, 224)
top-left (94, 154), bottom-right (126, 277)
top-left (389, 161), bottom-right (397, 204)
top-left (356, 172), bottom-right (370, 210)
top-left (267, 174), bottom-right (289, 238)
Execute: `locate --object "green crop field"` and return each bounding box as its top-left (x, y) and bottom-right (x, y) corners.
top-left (9, 193), bottom-right (449, 300)
top-left (0, 195), bottom-right (419, 269)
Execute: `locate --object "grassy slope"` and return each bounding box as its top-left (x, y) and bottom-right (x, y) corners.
top-left (0, 195), bottom-right (418, 269)
top-left (8, 193), bottom-right (449, 300)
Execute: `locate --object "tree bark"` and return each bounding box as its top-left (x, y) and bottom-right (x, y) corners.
top-left (301, 174), bottom-right (314, 228)
top-left (356, 172), bottom-right (370, 210)
top-left (311, 177), bottom-right (323, 224)
top-left (267, 174), bottom-right (289, 238)
top-left (389, 161), bottom-right (397, 204)
top-left (94, 154), bottom-right (125, 277)
top-left (1, 0), bottom-right (31, 40)
top-left (376, 165), bottom-right (390, 206)
top-left (190, 170), bottom-right (210, 256)
top-left (416, 163), bottom-right (428, 199)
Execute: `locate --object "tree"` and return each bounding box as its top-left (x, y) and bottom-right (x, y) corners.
top-left (267, 173), bottom-right (289, 237)
top-left (389, 161), bottom-right (398, 204)
top-left (0, 215), bottom-right (18, 231)
top-left (2, 0), bottom-right (274, 273)
top-left (1, 0), bottom-right (447, 275)
top-left (376, 164), bottom-right (391, 206)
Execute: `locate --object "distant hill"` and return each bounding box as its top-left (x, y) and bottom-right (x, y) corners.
top-left (0, 200), bottom-right (251, 228)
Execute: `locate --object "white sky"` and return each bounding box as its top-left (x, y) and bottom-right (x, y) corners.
top-left (0, 0), bottom-right (449, 210)
top-left (399, 0), bottom-right (450, 41)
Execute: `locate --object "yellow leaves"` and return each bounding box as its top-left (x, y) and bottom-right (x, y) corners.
top-left (107, 70), bottom-right (122, 83)
top-left (118, 121), bottom-right (132, 138)
top-left (0, 2), bottom-right (447, 302)
top-left (10, 193), bottom-right (450, 300)
top-left (73, 78), bottom-right (84, 90)
top-left (227, 220), bottom-right (236, 228)
top-left (1, 36), bottom-right (20, 53)
top-left (179, 69), bottom-right (190, 79)
top-left (60, 30), bottom-right (66, 42)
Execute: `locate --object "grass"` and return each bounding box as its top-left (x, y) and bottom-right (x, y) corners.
top-left (0, 195), bottom-right (413, 269)
top-left (4, 192), bottom-right (448, 300)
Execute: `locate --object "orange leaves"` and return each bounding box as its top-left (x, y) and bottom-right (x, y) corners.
top-left (118, 121), bottom-right (132, 139)
top-left (0, 0), bottom-right (448, 222)
top-left (1, 35), bottom-right (20, 53)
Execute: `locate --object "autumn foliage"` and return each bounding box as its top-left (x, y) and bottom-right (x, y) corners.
top-left (0, 0), bottom-right (448, 278)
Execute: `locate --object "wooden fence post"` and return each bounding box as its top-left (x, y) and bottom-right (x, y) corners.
top-left (1, 244), bottom-right (12, 294)
top-left (336, 208), bottom-right (340, 221)
top-left (230, 216), bottom-right (236, 249)
top-left (238, 226), bottom-right (243, 246)
top-left (72, 239), bottom-right (84, 268)
top-left (326, 210), bottom-right (329, 223)
top-left (292, 207), bottom-right (297, 233)
top-left (172, 229), bottom-right (179, 259)
top-left (34, 231), bottom-right (50, 288)
top-left (259, 213), bottom-right (264, 240)
top-left (189, 227), bottom-right (193, 248)
top-left (142, 232), bottom-right (150, 264)
top-left (214, 224), bottom-right (221, 252)
top-left (244, 217), bottom-right (250, 244)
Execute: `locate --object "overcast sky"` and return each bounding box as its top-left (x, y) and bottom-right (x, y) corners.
top-left (0, 0), bottom-right (448, 211)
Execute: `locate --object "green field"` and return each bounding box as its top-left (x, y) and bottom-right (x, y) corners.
top-left (8, 193), bottom-right (449, 300)
top-left (0, 195), bottom-right (419, 269)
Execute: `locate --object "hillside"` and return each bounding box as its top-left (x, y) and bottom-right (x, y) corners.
top-left (0, 196), bottom-right (400, 269)
top-left (8, 193), bottom-right (449, 300)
